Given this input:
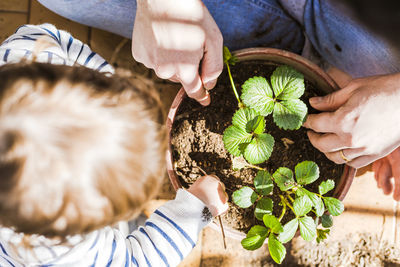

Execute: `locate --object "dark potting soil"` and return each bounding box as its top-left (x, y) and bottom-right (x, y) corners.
top-left (171, 60), bottom-right (344, 233)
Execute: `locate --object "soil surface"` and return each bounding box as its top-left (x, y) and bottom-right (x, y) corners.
top-left (171, 60), bottom-right (344, 233)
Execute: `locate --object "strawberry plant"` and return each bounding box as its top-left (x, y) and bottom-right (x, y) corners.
top-left (222, 47), bottom-right (344, 264)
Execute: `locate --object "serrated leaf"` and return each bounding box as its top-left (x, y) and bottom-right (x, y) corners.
top-left (223, 125), bottom-right (252, 157)
top-left (321, 214), bottom-right (333, 228)
top-left (246, 115), bottom-right (265, 134)
top-left (263, 214), bottom-right (283, 234)
top-left (293, 195), bottom-right (313, 217)
top-left (232, 156), bottom-right (250, 171)
top-left (241, 77), bottom-right (274, 116)
top-left (255, 198), bottom-right (273, 221)
top-left (244, 133), bottom-right (274, 164)
top-left (296, 188), bottom-right (324, 216)
top-left (232, 186), bottom-right (258, 208)
top-left (316, 228), bottom-right (330, 243)
top-left (241, 225), bottom-right (268, 250)
top-left (273, 167), bottom-right (295, 191)
top-left (223, 46), bottom-right (238, 65)
top-left (268, 234), bottom-right (286, 264)
top-left (278, 218), bottom-right (299, 243)
top-left (273, 99), bottom-right (307, 130)
top-left (232, 108), bottom-right (258, 131)
top-left (324, 197), bottom-right (344, 216)
top-left (254, 170), bottom-right (273, 195)
top-left (295, 161), bottom-right (319, 185)
top-left (299, 216), bottom-right (316, 241)
top-left (270, 65), bottom-right (305, 100)
top-left (319, 179), bottom-right (335, 195)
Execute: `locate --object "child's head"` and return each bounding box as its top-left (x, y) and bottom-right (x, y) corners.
top-left (0, 62), bottom-right (166, 238)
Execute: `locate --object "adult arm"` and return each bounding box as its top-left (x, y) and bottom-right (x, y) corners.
top-left (132, 0), bottom-right (223, 106)
top-left (303, 73), bottom-right (400, 169)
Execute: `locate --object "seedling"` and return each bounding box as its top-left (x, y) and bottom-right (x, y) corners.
top-left (222, 47), bottom-right (344, 264)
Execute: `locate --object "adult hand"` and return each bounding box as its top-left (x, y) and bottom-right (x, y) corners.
top-left (303, 73), bottom-right (400, 168)
top-left (188, 175), bottom-right (228, 216)
top-left (132, 0), bottom-right (223, 106)
top-left (372, 147), bottom-right (400, 201)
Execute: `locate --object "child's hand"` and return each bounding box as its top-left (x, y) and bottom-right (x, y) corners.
top-left (372, 147), bottom-right (400, 201)
top-left (188, 175), bottom-right (229, 216)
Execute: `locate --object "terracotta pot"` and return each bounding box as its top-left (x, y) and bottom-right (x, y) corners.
top-left (166, 47), bottom-right (356, 240)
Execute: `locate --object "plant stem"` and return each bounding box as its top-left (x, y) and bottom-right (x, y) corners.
top-left (225, 62), bottom-right (243, 107)
top-left (247, 164), bottom-right (266, 171)
top-left (278, 196), bottom-right (287, 222)
top-left (286, 193), bottom-right (295, 203)
top-left (218, 215), bottom-right (227, 249)
top-left (280, 194), bottom-right (295, 214)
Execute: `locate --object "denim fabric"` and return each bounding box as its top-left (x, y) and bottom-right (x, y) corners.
top-left (37, 0), bottom-right (400, 77)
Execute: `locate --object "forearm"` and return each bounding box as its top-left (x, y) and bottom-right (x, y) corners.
top-left (125, 189), bottom-right (211, 266)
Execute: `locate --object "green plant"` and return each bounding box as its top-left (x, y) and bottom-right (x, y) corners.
top-left (222, 47), bottom-right (344, 264)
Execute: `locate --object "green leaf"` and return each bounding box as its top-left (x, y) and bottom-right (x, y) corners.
top-left (255, 198), bottom-right (273, 220)
top-left (324, 197), bottom-right (344, 216)
top-left (273, 167), bottom-right (295, 191)
top-left (244, 133), bottom-right (274, 164)
top-left (232, 187), bottom-right (258, 208)
top-left (296, 188), bottom-right (324, 217)
top-left (293, 195), bottom-right (313, 217)
top-left (241, 225), bottom-right (268, 250)
top-left (299, 216), bottom-right (316, 241)
top-left (316, 228), bottom-right (330, 243)
top-left (223, 46), bottom-right (238, 65)
top-left (232, 156), bottom-right (250, 171)
top-left (263, 214), bottom-right (283, 234)
top-left (278, 218), bottom-right (299, 243)
top-left (268, 234), bottom-right (286, 264)
top-left (270, 65), bottom-right (305, 100)
top-left (273, 99), bottom-right (307, 130)
top-left (295, 161), bottom-right (319, 185)
top-left (223, 125), bottom-right (252, 157)
top-left (232, 108), bottom-right (258, 131)
top-left (241, 76), bottom-right (274, 116)
top-left (321, 214), bottom-right (333, 228)
top-left (246, 115), bottom-right (265, 134)
top-left (319, 179), bottom-right (335, 195)
top-left (254, 170), bottom-right (273, 195)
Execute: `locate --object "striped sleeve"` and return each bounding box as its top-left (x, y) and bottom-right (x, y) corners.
top-left (87, 189), bottom-right (212, 267)
top-left (0, 24), bottom-right (113, 74)
top-left (125, 189), bottom-right (211, 267)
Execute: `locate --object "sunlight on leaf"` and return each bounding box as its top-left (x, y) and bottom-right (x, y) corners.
top-left (243, 133), bottom-right (274, 164)
top-left (279, 218), bottom-right (299, 243)
top-left (273, 167), bottom-right (295, 191)
top-left (246, 115), bottom-right (265, 134)
top-left (293, 195), bottom-right (313, 217)
top-left (268, 234), bottom-right (286, 264)
top-left (295, 161), bottom-right (320, 185)
top-left (263, 214), bottom-right (283, 234)
top-left (270, 65), bottom-right (305, 100)
top-left (299, 216), bottom-right (316, 241)
top-left (232, 156), bottom-right (250, 171)
top-left (232, 186), bottom-right (258, 208)
top-left (319, 179), bottom-right (335, 195)
top-left (254, 170), bottom-right (274, 195)
top-left (241, 76), bottom-right (274, 116)
top-left (255, 198), bottom-right (273, 221)
top-left (223, 125), bottom-right (252, 157)
top-left (273, 99), bottom-right (307, 130)
top-left (241, 225), bottom-right (268, 250)
top-left (324, 197), bottom-right (344, 216)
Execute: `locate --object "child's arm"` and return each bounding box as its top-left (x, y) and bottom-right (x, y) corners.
top-left (124, 175), bottom-right (228, 267)
top-left (86, 175), bottom-right (227, 267)
top-left (0, 24), bottom-right (113, 73)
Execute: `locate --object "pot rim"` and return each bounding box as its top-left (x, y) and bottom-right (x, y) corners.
top-left (166, 47), bottom-right (356, 240)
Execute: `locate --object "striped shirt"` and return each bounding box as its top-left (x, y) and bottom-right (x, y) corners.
top-left (0, 24), bottom-right (211, 267)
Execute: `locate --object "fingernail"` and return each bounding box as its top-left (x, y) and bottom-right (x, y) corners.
top-left (310, 97), bottom-right (322, 105)
top-left (204, 80), bottom-right (217, 90)
top-left (199, 94), bottom-right (211, 106)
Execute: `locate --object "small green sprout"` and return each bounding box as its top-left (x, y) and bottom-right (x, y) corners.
top-left (221, 46), bottom-right (344, 264)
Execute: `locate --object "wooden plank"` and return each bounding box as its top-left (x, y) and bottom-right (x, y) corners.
top-left (29, 0), bottom-right (89, 43)
top-left (0, 12), bottom-right (28, 43)
top-left (0, 0), bottom-right (29, 12)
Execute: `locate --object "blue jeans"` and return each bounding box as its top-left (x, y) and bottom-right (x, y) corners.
top-left (38, 0), bottom-right (400, 77)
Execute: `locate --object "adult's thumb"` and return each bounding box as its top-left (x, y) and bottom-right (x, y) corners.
top-left (309, 86), bottom-right (353, 112)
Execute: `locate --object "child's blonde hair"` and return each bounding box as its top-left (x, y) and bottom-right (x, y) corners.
top-left (0, 62), bottom-right (166, 238)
